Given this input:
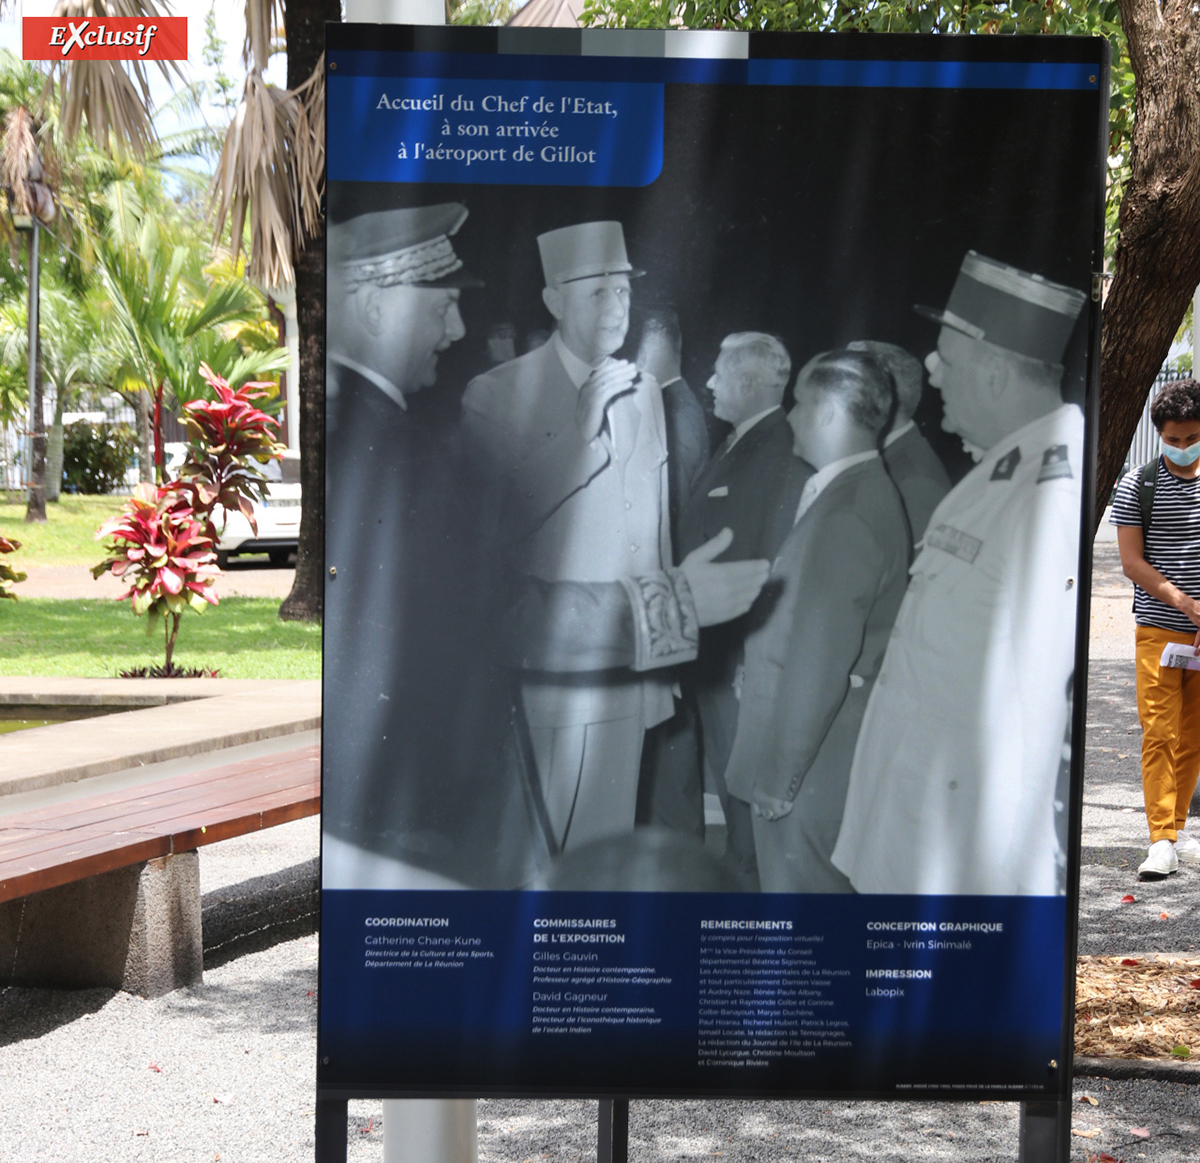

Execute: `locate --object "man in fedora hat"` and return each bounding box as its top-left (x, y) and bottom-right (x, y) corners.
top-left (463, 220), bottom-right (768, 855)
top-left (831, 251), bottom-right (1088, 896)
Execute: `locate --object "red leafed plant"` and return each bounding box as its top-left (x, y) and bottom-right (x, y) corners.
top-left (178, 364), bottom-right (287, 540)
top-left (93, 363), bottom-right (284, 674)
top-left (92, 484), bottom-right (220, 671)
top-left (0, 534), bottom-right (26, 601)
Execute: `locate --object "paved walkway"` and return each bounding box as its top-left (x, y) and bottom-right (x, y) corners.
top-left (1, 541), bottom-right (1198, 1160)
top-left (17, 560), bottom-right (296, 600)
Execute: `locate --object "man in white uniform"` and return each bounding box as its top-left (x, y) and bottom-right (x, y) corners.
top-left (831, 251), bottom-right (1088, 896)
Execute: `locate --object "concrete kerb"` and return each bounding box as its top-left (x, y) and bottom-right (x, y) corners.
top-left (0, 678), bottom-right (320, 797)
top-left (1075, 1054), bottom-right (1200, 1084)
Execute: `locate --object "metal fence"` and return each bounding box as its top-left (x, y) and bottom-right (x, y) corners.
top-left (1125, 368), bottom-right (1191, 472)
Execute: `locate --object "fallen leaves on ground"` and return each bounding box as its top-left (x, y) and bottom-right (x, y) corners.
top-left (1077, 955), bottom-right (1200, 1059)
top-left (1129, 1126), bottom-right (1151, 1139)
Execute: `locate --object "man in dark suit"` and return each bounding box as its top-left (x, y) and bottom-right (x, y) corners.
top-left (849, 339), bottom-right (951, 545)
top-left (674, 333), bottom-right (812, 882)
top-left (322, 202), bottom-right (503, 887)
top-left (636, 310), bottom-right (710, 560)
top-left (724, 349), bottom-right (910, 893)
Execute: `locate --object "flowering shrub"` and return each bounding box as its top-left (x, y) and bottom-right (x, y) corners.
top-left (178, 364), bottom-right (287, 536)
top-left (92, 485), bottom-right (220, 670)
top-left (93, 362), bottom-right (284, 674)
top-left (0, 534), bottom-right (26, 601)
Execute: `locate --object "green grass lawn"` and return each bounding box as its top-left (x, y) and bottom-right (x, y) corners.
top-left (0, 597), bottom-right (321, 680)
top-left (0, 494), bottom-right (126, 566)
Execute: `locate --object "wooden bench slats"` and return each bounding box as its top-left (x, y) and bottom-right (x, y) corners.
top-left (0, 744), bottom-right (320, 903)
top-left (8, 747), bottom-right (319, 829)
top-left (37, 768), bottom-right (318, 836)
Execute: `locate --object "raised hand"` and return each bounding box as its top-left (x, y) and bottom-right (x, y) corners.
top-left (576, 360), bottom-right (640, 441)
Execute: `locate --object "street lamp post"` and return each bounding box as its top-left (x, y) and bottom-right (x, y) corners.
top-left (12, 212), bottom-right (45, 523)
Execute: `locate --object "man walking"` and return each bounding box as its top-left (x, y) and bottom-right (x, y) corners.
top-left (1111, 379), bottom-right (1200, 879)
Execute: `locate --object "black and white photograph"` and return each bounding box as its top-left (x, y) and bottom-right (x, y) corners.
top-left (320, 34), bottom-right (1103, 900)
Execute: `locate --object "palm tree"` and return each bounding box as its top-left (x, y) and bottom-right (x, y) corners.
top-left (91, 184), bottom-right (289, 482)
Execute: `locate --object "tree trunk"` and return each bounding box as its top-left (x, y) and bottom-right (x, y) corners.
top-left (46, 382), bottom-right (64, 503)
top-left (278, 0), bottom-right (339, 623)
top-left (1098, 0), bottom-right (1200, 531)
top-left (25, 322), bottom-right (46, 524)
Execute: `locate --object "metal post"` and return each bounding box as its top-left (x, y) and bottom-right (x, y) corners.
top-left (25, 222), bottom-right (39, 494)
top-left (383, 1100), bottom-right (478, 1163)
top-left (315, 1096), bottom-right (349, 1163)
top-left (1017, 1099), bottom-right (1071, 1163)
top-left (597, 1099), bottom-right (629, 1163)
top-left (1193, 283), bottom-right (1200, 376)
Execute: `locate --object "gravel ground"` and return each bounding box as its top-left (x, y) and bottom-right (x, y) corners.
top-left (2, 542), bottom-right (1198, 1161)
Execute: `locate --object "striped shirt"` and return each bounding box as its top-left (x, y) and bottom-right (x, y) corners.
top-left (1110, 457), bottom-right (1200, 632)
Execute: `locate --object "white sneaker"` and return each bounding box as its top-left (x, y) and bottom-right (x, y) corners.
top-left (1175, 830), bottom-right (1200, 865)
top-left (1139, 839), bottom-right (1179, 880)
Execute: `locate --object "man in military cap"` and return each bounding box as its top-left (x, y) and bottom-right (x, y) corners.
top-left (832, 251), bottom-right (1088, 896)
top-left (463, 220), bottom-right (768, 855)
top-left (323, 203), bottom-right (490, 887)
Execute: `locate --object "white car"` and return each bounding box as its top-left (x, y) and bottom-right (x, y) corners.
top-left (215, 450), bottom-right (302, 568)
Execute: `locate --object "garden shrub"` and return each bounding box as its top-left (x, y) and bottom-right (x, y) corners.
top-left (62, 421), bottom-right (138, 495)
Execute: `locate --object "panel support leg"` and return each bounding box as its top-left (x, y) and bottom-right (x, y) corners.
top-left (1018, 1099), bottom-right (1071, 1163)
top-left (598, 1099), bottom-right (629, 1163)
top-left (315, 1097), bottom-right (348, 1163)
top-left (383, 1099), bottom-right (477, 1162)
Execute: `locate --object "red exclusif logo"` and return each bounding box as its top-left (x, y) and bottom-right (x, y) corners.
top-left (23, 16), bottom-right (186, 61)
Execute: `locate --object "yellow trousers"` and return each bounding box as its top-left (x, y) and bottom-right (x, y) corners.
top-left (1135, 625), bottom-right (1200, 841)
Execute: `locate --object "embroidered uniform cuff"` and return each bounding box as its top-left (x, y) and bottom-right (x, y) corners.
top-left (619, 568), bottom-right (699, 671)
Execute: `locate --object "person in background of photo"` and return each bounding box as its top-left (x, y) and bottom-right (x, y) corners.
top-left (1110, 379), bottom-right (1200, 880)
top-left (632, 309), bottom-right (710, 841)
top-left (462, 221), bottom-right (768, 856)
top-left (723, 349), bottom-right (909, 893)
top-left (636, 310), bottom-right (710, 559)
top-left (674, 333), bottom-right (812, 884)
top-left (832, 252), bottom-right (1087, 896)
top-left (848, 339), bottom-right (951, 546)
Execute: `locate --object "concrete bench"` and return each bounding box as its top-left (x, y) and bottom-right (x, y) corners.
top-left (0, 743), bottom-right (319, 997)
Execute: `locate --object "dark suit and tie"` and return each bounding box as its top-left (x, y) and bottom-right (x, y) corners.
top-left (675, 406), bottom-right (811, 878)
top-left (882, 420), bottom-right (951, 545)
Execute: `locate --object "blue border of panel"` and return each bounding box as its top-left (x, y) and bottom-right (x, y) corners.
top-left (329, 48), bottom-right (1100, 91)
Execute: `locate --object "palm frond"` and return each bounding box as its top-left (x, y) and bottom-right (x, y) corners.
top-left (48, 0), bottom-right (184, 158)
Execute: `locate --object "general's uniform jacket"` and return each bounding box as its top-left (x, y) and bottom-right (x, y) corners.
top-left (462, 338), bottom-right (696, 738)
top-left (832, 404), bottom-right (1084, 896)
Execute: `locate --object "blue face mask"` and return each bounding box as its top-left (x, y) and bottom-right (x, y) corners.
top-left (1162, 441), bottom-right (1200, 467)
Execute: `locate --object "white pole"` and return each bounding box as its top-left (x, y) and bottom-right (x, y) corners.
top-left (382, 1099), bottom-right (479, 1163)
top-left (1192, 283), bottom-right (1200, 377)
top-left (339, 0), bottom-right (480, 1156)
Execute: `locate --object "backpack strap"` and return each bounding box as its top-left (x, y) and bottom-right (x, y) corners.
top-left (1140, 457), bottom-right (1159, 536)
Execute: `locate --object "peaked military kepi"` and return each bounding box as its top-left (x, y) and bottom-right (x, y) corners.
top-left (329, 201), bottom-right (482, 289)
top-left (915, 250), bottom-right (1086, 366)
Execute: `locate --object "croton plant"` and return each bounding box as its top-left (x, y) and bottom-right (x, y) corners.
top-left (0, 534), bottom-right (25, 601)
top-left (94, 364), bottom-right (285, 673)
